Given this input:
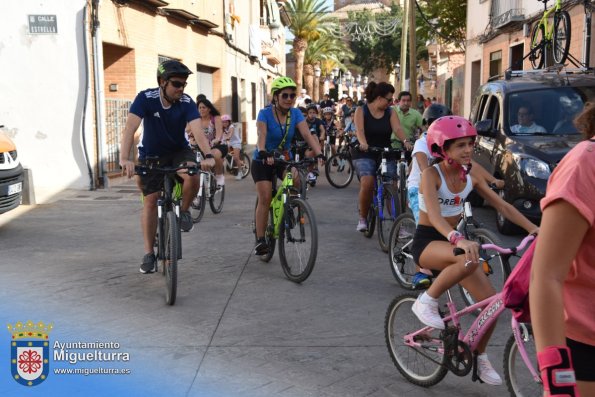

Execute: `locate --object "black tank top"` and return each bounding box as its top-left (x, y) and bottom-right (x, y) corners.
top-left (352, 104), bottom-right (392, 160)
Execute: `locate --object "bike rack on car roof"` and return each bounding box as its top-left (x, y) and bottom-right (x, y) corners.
top-left (501, 65), bottom-right (595, 80)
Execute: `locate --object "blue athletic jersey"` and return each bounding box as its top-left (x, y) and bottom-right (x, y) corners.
top-left (129, 88), bottom-right (199, 159)
top-left (253, 106), bottom-right (305, 160)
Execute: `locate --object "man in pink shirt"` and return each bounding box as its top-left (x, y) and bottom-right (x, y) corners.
top-left (530, 104), bottom-right (595, 396)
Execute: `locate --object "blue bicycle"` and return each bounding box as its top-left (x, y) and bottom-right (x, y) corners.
top-left (362, 146), bottom-right (403, 252)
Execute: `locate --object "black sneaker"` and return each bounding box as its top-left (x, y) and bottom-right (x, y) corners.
top-left (254, 238), bottom-right (270, 256)
top-left (140, 253), bottom-right (156, 274)
top-left (180, 210), bottom-right (193, 232)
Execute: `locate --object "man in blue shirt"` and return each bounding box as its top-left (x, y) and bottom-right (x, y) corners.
top-left (120, 60), bottom-right (215, 274)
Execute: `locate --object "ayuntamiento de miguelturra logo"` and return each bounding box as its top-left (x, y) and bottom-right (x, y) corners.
top-left (7, 320), bottom-right (52, 386)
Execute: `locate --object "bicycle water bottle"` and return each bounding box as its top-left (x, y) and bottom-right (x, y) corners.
top-left (381, 158), bottom-right (388, 175)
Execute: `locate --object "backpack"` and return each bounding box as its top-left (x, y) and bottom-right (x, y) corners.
top-left (501, 237), bottom-right (538, 323)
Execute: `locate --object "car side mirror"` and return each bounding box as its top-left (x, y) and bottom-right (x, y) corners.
top-left (474, 119), bottom-right (497, 138)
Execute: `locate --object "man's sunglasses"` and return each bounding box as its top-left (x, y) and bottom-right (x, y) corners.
top-left (280, 93), bottom-right (297, 100)
top-left (169, 80), bottom-right (187, 89)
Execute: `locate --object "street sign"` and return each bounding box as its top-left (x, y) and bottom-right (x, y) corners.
top-left (28, 15), bottom-right (58, 34)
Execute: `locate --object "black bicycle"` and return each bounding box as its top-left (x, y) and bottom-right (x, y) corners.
top-left (324, 134), bottom-right (356, 189)
top-left (135, 161), bottom-right (198, 305)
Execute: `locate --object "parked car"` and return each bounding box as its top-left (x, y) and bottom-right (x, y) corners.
top-left (469, 71), bottom-right (595, 234)
top-left (0, 125), bottom-right (23, 214)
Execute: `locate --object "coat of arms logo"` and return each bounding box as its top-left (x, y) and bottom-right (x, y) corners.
top-left (7, 320), bottom-right (53, 386)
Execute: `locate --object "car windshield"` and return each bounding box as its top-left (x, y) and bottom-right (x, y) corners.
top-left (506, 87), bottom-right (595, 136)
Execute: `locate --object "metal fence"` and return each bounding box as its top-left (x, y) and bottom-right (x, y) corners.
top-left (105, 98), bottom-right (132, 174)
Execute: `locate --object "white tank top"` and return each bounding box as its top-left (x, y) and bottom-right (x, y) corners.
top-left (418, 163), bottom-right (473, 217)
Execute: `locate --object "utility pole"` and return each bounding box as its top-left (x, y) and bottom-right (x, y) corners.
top-left (399, 0), bottom-right (409, 91)
top-left (408, 0), bottom-right (417, 101)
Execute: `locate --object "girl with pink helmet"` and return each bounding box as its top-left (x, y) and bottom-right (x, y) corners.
top-left (411, 115), bottom-right (539, 386)
top-left (221, 114), bottom-right (244, 180)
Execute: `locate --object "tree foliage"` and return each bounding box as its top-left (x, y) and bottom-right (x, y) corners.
top-left (416, 0), bottom-right (467, 49)
top-left (345, 3), bottom-right (431, 75)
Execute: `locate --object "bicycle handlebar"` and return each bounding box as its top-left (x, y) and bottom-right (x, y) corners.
top-left (134, 163), bottom-right (199, 176)
top-left (357, 145), bottom-right (403, 154)
top-left (453, 234), bottom-right (536, 257)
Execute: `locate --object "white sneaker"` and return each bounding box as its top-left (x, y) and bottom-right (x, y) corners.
top-left (216, 174), bottom-right (225, 186)
top-left (412, 295), bottom-right (445, 330)
top-left (235, 173), bottom-right (242, 180)
top-left (356, 218), bottom-right (368, 232)
top-left (477, 354), bottom-right (502, 385)
top-left (307, 172), bottom-right (316, 181)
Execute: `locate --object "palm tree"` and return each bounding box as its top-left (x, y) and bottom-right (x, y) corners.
top-left (285, 0), bottom-right (332, 94)
top-left (303, 33), bottom-right (354, 99)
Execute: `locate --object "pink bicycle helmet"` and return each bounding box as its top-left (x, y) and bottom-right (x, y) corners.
top-left (221, 114), bottom-right (232, 122)
top-left (426, 115), bottom-right (477, 159)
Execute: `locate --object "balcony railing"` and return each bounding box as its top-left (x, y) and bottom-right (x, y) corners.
top-left (491, 0), bottom-right (525, 29)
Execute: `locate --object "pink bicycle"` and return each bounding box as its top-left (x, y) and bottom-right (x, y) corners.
top-left (385, 235), bottom-right (542, 396)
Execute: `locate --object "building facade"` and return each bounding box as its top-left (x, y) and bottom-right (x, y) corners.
top-left (464, 0), bottom-right (595, 117)
top-left (0, 0), bottom-right (288, 202)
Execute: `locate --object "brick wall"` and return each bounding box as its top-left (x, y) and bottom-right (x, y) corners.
top-left (103, 43), bottom-right (136, 100)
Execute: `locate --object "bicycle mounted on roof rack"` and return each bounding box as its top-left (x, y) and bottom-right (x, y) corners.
top-left (486, 64), bottom-right (595, 83)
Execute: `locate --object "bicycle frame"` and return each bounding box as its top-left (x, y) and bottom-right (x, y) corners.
top-left (270, 171), bottom-right (294, 238)
top-left (534, 0), bottom-right (563, 42)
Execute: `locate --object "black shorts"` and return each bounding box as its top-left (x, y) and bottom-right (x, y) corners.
top-left (138, 147), bottom-right (196, 196)
top-left (211, 143), bottom-right (229, 158)
top-left (411, 225), bottom-right (447, 275)
top-left (251, 158), bottom-right (285, 183)
top-left (327, 135), bottom-right (337, 146)
top-left (567, 338), bottom-right (595, 381)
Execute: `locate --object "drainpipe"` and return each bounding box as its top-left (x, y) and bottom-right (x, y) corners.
top-left (82, 2), bottom-right (95, 190)
top-left (91, 0), bottom-right (108, 187)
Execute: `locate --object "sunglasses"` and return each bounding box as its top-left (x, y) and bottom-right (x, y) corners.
top-left (280, 93), bottom-right (297, 100)
top-left (169, 80), bottom-right (187, 89)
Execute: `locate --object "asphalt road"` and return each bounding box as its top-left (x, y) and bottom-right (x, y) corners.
top-left (0, 171), bottom-right (527, 397)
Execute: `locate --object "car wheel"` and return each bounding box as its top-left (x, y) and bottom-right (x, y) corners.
top-left (496, 189), bottom-right (522, 235)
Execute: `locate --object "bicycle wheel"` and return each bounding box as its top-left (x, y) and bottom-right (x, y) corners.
top-left (324, 142), bottom-right (332, 160)
top-left (325, 153), bottom-right (354, 188)
top-left (504, 326), bottom-right (542, 397)
top-left (209, 181), bottom-right (225, 213)
top-left (388, 213), bottom-right (417, 288)
top-left (254, 198), bottom-right (276, 262)
top-left (278, 197), bottom-right (318, 283)
top-left (377, 185), bottom-right (398, 253)
top-left (459, 228), bottom-right (507, 307)
top-left (530, 23), bottom-right (546, 70)
top-left (190, 180), bottom-right (206, 223)
top-left (398, 162), bottom-right (408, 214)
top-left (163, 211), bottom-right (178, 305)
top-left (385, 293), bottom-right (448, 386)
top-left (239, 152), bottom-right (251, 179)
top-left (553, 10), bottom-right (571, 65)
top-left (363, 203), bottom-right (376, 238)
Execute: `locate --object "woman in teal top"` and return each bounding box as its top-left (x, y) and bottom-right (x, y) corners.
top-left (252, 76), bottom-right (323, 256)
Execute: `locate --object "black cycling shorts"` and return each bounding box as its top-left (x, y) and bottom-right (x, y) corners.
top-left (567, 337), bottom-right (595, 381)
top-left (138, 147), bottom-right (196, 196)
top-left (251, 158), bottom-right (285, 183)
top-left (411, 224), bottom-right (447, 276)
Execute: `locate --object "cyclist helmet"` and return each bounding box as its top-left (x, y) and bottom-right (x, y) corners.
top-left (321, 107), bottom-right (334, 114)
top-left (423, 103), bottom-right (452, 126)
top-left (426, 115), bottom-right (477, 159)
top-left (157, 60), bottom-right (193, 82)
top-left (221, 114), bottom-right (232, 122)
top-left (270, 76), bottom-right (297, 95)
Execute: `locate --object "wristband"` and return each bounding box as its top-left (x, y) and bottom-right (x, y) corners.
top-left (205, 154), bottom-right (214, 159)
top-left (448, 230), bottom-right (464, 246)
top-left (537, 346), bottom-right (579, 397)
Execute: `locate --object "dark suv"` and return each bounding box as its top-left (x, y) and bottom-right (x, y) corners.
top-left (469, 71), bottom-right (595, 234)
